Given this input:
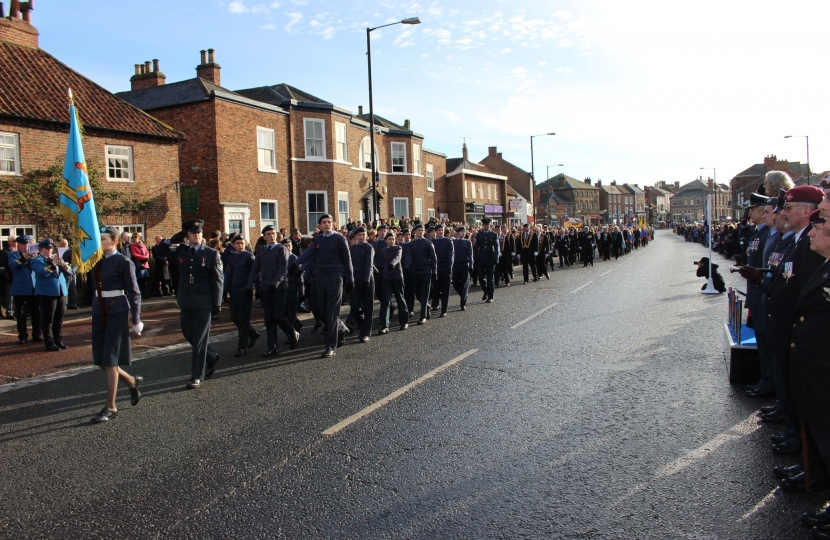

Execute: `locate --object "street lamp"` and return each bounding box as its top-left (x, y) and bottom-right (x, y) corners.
top-left (546, 164), bottom-right (564, 180)
top-left (366, 16), bottom-right (421, 223)
top-left (530, 133), bottom-right (555, 222)
top-left (701, 167), bottom-right (717, 220)
top-left (784, 135), bottom-right (810, 185)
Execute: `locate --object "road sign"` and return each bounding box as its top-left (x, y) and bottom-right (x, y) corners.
top-left (509, 198), bottom-right (522, 210)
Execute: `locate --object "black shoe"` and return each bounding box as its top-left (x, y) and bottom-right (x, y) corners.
top-left (321, 348), bottom-right (335, 358)
top-left (482, 293), bottom-right (488, 301)
top-left (260, 347), bottom-right (278, 358)
top-left (312, 321), bottom-right (322, 333)
top-left (234, 348), bottom-right (246, 357)
top-left (54, 339), bottom-right (68, 350)
top-left (129, 376), bottom-right (142, 406)
top-left (746, 388), bottom-right (774, 398)
top-left (812, 524), bottom-right (830, 540)
top-left (338, 332), bottom-right (346, 347)
top-left (761, 411), bottom-right (785, 423)
top-left (772, 441), bottom-right (802, 455)
top-left (485, 298), bottom-right (493, 303)
top-left (32, 336), bottom-right (43, 342)
top-left (206, 353), bottom-right (220, 378)
top-left (770, 434), bottom-right (786, 444)
top-left (400, 324), bottom-right (408, 331)
top-left (187, 379), bottom-right (201, 389)
top-left (247, 331), bottom-right (260, 349)
top-left (91, 407), bottom-right (117, 423)
top-left (18, 338), bottom-right (27, 345)
top-left (773, 463), bottom-right (803, 479)
top-left (378, 328), bottom-right (389, 335)
top-left (803, 507), bottom-right (830, 529)
top-left (760, 404), bottom-right (778, 415)
top-left (45, 339), bottom-right (60, 352)
top-left (460, 306), bottom-right (466, 311)
top-left (290, 331), bottom-right (300, 350)
top-left (417, 319), bottom-right (426, 325)
top-left (439, 312), bottom-right (447, 318)
top-left (780, 472), bottom-right (830, 492)
top-left (359, 336), bottom-right (370, 343)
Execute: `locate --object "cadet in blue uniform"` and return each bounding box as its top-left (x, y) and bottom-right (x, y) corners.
top-left (378, 232), bottom-right (409, 332)
top-left (430, 226), bottom-right (454, 317)
top-left (8, 235), bottom-right (42, 344)
top-left (409, 224), bottom-right (437, 325)
top-left (401, 228), bottom-right (416, 316)
top-left (372, 224), bottom-right (388, 302)
top-left (31, 238), bottom-right (73, 351)
top-left (295, 214), bottom-right (354, 358)
top-left (170, 219), bottom-right (224, 389)
top-left (452, 226), bottom-right (473, 310)
top-left (281, 238), bottom-right (303, 334)
top-left (247, 225), bottom-right (299, 357)
top-left (348, 227), bottom-right (375, 342)
top-left (89, 226), bottom-right (144, 424)
top-left (224, 234), bottom-right (259, 356)
top-left (475, 218), bottom-right (500, 302)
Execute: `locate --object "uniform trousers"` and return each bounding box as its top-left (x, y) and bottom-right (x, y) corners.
top-left (317, 276), bottom-right (347, 351)
top-left (404, 270), bottom-right (416, 315)
top-left (496, 256), bottom-right (512, 285)
top-left (753, 331), bottom-right (775, 393)
top-left (180, 307), bottom-right (216, 380)
top-left (452, 267), bottom-right (470, 308)
top-left (2, 281), bottom-right (12, 317)
top-left (558, 250), bottom-right (569, 267)
top-left (521, 255), bottom-right (537, 282)
top-left (286, 283), bottom-right (301, 331)
top-left (230, 290), bottom-right (256, 350)
top-left (14, 294), bottom-right (41, 340)
top-left (349, 280), bottom-right (375, 338)
top-left (431, 271), bottom-right (452, 314)
top-left (66, 273), bottom-right (78, 308)
top-left (380, 279), bottom-right (408, 328)
top-left (478, 263), bottom-right (495, 300)
top-left (535, 254), bottom-right (549, 278)
top-left (772, 354), bottom-right (801, 448)
top-left (263, 287), bottom-right (296, 350)
top-left (38, 295), bottom-right (65, 343)
top-left (808, 425), bottom-right (830, 474)
top-left (412, 272), bottom-right (433, 320)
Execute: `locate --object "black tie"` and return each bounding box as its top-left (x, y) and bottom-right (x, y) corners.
top-left (190, 247), bottom-right (195, 256)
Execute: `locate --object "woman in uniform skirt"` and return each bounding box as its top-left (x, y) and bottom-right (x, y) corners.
top-left (89, 226), bottom-right (144, 424)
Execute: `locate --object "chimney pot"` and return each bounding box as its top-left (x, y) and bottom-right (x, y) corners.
top-left (0, 3), bottom-right (6, 18)
top-left (358, 105), bottom-right (363, 115)
top-left (144, 60), bottom-right (151, 73)
top-left (403, 119), bottom-right (411, 130)
top-left (200, 50), bottom-right (207, 64)
top-left (152, 59), bottom-right (159, 72)
top-left (10, 0), bottom-right (19, 18)
top-left (488, 146), bottom-right (497, 156)
top-left (134, 64), bottom-right (141, 75)
top-left (207, 48), bottom-right (215, 63)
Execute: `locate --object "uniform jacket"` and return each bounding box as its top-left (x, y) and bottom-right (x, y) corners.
top-left (8, 250), bottom-right (36, 296)
top-left (754, 232), bottom-right (794, 334)
top-left (556, 234), bottom-right (570, 253)
top-left (372, 238), bottom-right (388, 272)
top-left (537, 233), bottom-right (550, 254)
top-left (286, 252), bottom-right (303, 294)
top-left (453, 238), bottom-right (474, 271)
top-left (401, 241), bottom-right (414, 271)
top-left (475, 229), bottom-right (501, 266)
top-left (500, 234), bottom-right (516, 257)
top-left (788, 259), bottom-right (830, 430)
top-left (31, 254), bottom-right (72, 296)
top-left (578, 232), bottom-right (595, 250)
top-left (88, 251), bottom-right (141, 324)
top-left (248, 242), bottom-right (290, 291)
top-left (518, 231), bottom-right (538, 257)
top-left (175, 244), bottom-right (224, 309)
top-left (382, 245), bottom-right (404, 281)
top-left (350, 242), bottom-right (375, 285)
top-left (410, 237), bottom-right (437, 275)
top-left (224, 249), bottom-right (256, 293)
top-left (296, 232), bottom-right (354, 284)
top-left (0, 246), bottom-right (12, 282)
top-left (744, 225), bottom-right (770, 310)
top-left (432, 237), bottom-right (454, 274)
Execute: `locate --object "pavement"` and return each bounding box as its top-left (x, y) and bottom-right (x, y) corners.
top-left (0, 234), bottom-right (823, 539)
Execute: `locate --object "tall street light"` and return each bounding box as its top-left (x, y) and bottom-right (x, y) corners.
top-left (530, 132), bottom-right (555, 222)
top-left (784, 135), bottom-right (810, 185)
top-left (547, 164), bottom-right (564, 180)
top-left (366, 16), bottom-right (421, 223)
top-left (701, 167), bottom-right (716, 220)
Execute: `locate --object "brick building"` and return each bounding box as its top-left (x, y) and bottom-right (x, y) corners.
top-left (595, 181), bottom-right (623, 225)
top-left (730, 155), bottom-right (808, 219)
top-left (535, 173), bottom-right (600, 226)
top-left (478, 146), bottom-right (534, 214)
top-left (671, 178), bottom-right (731, 222)
top-left (618, 184), bottom-right (646, 223)
top-left (644, 186), bottom-right (673, 223)
top-left (0, 6), bottom-right (183, 243)
top-left (444, 144), bottom-right (508, 226)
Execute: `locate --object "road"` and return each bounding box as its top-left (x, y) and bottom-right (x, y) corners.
top-left (0, 233), bottom-right (823, 539)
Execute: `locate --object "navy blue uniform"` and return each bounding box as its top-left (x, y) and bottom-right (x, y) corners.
top-left (452, 238), bottom-right (473, 309)
top-left (409, 237), bottom-right (437, 321)
top-left (8, 250), bottom-right (41, 342)
top-left (225, 249), bottom-right (259, 351)
top-left (349, 242), bottom-right (375, 339)
top-left (248, 243), bottom-right (297, 353)
top-left (475, 229), bottom-right (500, 301)
top-left (402, 241), bottom-right (416, 315)
top-left (430, 237), bottom-right (454, 315)
top-left (380, 245), bottom-right (408, 329)
top-left (89, 251), bottom-right (141, 367)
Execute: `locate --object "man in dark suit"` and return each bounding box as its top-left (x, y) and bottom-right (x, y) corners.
top-left (452, 227), bottom-right (473, 311)
top-left (475, 218), bottom-right (500, 302)
top-left (170, 219), bottom-right (224, 389)
top-left (152, 235), bottom-right (172, 296)
top-left (578, 226), bottom-right (595, 266)
top-left (743, 192), bottom-right (773, 397)
top-left (518, 223), bottom-right (538, 284)
top-left (496, 224), bottom-right (515, 287)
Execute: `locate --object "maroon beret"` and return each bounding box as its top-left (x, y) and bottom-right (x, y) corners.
top-left (810, 209), bottom-right (826, 224)
top-left (784, 185), bottom-right (824, 205)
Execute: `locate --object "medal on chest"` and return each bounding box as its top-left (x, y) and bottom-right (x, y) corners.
top-left (782, 261), bottom-right (794, 283)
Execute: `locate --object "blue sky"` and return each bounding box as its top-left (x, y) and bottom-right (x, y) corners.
top-left (35, 0), bottom-right (829, 188)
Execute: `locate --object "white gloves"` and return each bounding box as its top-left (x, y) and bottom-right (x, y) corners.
top-left (131, 322), bottom-right (144, 336)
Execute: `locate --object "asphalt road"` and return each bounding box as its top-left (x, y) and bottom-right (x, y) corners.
top-left (0, 233), bottom-right (824, 539)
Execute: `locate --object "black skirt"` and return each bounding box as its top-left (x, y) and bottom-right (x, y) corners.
top-left (92, 310), bottom-right (132, 367)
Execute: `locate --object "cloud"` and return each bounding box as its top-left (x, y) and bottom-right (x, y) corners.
top-left (228, 1), bottom-right (249, 14)
top-left (319, 26), bottom-right (337, 40)
top-left (270, 1), bottom-right (280, 6)
top-left (261, 23), bottom-right (277, 30)
top-left (285, 12), bottom-right (302, 32)
top-left (251, 4), bottom-right (270, 14)
top-left (558, 38), bottom-right (573, 47)
top-left (555, 67), bottom-right (574, 74)
top-left (554, 10), bottom-right (573, 21)
top-left (501, 48), bottom-right (512, 53)
top-left (436, 109), bottom-right (462, 122)
top-left (538, 61), bottom-right (546, 66)
top-left (511, 67), bottom-right (527, 75)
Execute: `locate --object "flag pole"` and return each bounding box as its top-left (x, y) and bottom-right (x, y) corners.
top-left (702, 193), bottom-right (718, 294)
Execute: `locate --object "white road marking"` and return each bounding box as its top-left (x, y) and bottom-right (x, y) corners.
top-left (738, 487), bottom-right (778, 522)
top-left (571, 280), bottom-right (593, 294)
top-left (510, 302), bottom-right (559, 330)
top-left (322, 349), bottom-right (478, 436)
top-left (600, 269), bottom-right (613, 276)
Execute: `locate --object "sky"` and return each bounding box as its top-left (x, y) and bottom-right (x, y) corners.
top-left (32, 0), bottom-right (830, 188)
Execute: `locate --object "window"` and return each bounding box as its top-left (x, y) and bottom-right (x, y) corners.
top-left (487, 185), bottom-right (492, 200)
top-left (359, 137), bottom-right (378, 169)
top-left (0, 132), bottom-right (20, 175)
top-left (260, 200), bottom-right (278, 232)
top-left (428, 208), bottom-right (435, 220)
top-left (335, 122), bottom-right (347, 162)
top-left (478, 184), bottom-right (484, 199)
top-left (412, 144), bottom-right (421, 175)
top-left (1, 225), bottom-right (35, 249)
top-left (426, 164), bottom-right (434, 191)
top-left (227, 212), bottom-right (244, 235)
top-left (106, 145), bottom-right (133, 181)
top-left (337, 191), bottom-right (349, 227)
top-left (494, 185), bottom-right (499, 201)
top-left (306, 191), bottom-right (328, 233)
top-left (470, 182), bottom-right (475, 199)
top-left (414, 198), bottom-right (423, 220)
top-left (391, 142), bottom-right (406, 173)
top-left (304, 118), bottom-right (325, 158)
top-left (393, 197), bottom-right (409, 219)
top-left (116, 224), bottom-right (144, 235)
top-left (256, 127), bottom-right (276, 172)
top-left (464, 181), bottom-right (468, 198)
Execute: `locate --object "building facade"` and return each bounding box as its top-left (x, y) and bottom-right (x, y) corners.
top-left (730, 155), bottom-right (808, 219)
top-left (443, 145), bottom-right (508, 226)
top-left (535, 173), bottom-right (600, 226)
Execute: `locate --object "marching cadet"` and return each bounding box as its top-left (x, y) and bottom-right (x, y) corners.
top-left (295, 214), bottom-right (354, 358)
top-left (170, 219), bottom-right (223, 389)
top-left (610, 226), bottom-right (623, 260)
top-left (578, 226), bottom-right (595, 266)
top-left (31, 238), bottom-right (73, 351)
top-left (281, 238), bottom-right (303, 334)
top-left (88, 226), bottom-right (143, 424)
top-left (452, 226), bottom-right (474, 310)
top-left (378, 232), bottom-right (409, 333)
top-left (496, 224), bottom-right (515, 287)
top-left (519, 223), bottom-right (538, 283)
top-left (372, 224), bottom-right (389, 303)
top-left (535, 225), bottom-right (551, 280)
top-left (224, 234), bottom-right (259, 357)
top-left (556, 228), bottom-right (570, 267)
top-left (247, 225), bottom-right (299, 358)
top-left (743, 191), bottom-right (773, 398)
top-left (348, 227), bottom-right (375, 342)
top-left (598, 226), bottom-right (612, 261)
top-left (475, 218), bottom-right (500, 302)
top-left (401, 228), bottom-right (416, 317)
top-left (409, 223), bottom-right (437, 324)
top-left (431, 226), bottom-right (454, 317)
top-left (568, 228), bottom-right (579, 264)
top-left (8, 235), bottom-right (42, 344)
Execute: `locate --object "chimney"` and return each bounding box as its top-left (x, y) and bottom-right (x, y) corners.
top-left (674, 181), bottom-right (680, 189)
top-left (0, 3), bottom-right (5, 18)
top-left (462, 143), bottom-right (469, 161)
top-left (358, 105), bottom-right (363, 115)
top-left (488, 146), bottom-right (498, 157)
top-left (584, 177), bottom-right (591, 184)
top-left (595, 180), bottom-right (602, 187)
top-left (0, 0), bottom-right (38, 48)
top-left (196, 48), bottom-right (221, 85)
top-left (403, 119), bottom-right (411, 130)
top-left (130, 58), bottom-right (166, 91)
top-left (610, 180), bottom-right (616, 186)
top-left (707, 178), bottom-right (713, 190)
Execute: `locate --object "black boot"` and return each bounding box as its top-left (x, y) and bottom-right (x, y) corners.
top-left (45, 339), bottom-right (60, 352)
top-left (54, 337), bottom-right (68, 350)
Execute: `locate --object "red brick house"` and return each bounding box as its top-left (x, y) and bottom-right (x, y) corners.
top-left (442, 144), bottom-right (509, 226)
top-left (0, 6), bottom-right (184, 243)
top-left (729, 155), bottom-right (808, 219)
top-left (478, 146), bottom-right (534, 214)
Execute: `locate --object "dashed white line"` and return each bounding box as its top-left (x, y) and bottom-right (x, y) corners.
top-left (600, 269), bottom-right (613, 276)
top-left (510, 302), bottom-right (559, 330)
top-left (322, 349), bottom-right (478, 436)
top-left (571, 280), bottom-right (593, 294)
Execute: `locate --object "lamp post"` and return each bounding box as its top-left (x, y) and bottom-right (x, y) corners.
top-left (546, 164), bottom-right (564, 180)
top-left (784, 135), bottom-right (810, 184)
top-left (530, 132), bottom-right (555, 222)
top-left (700, 167), bottom-right (716, 220)
top-left (366, 16), bottom-right (421, 223)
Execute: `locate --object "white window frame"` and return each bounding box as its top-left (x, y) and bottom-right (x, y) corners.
top-left (412, 144), bottom-right (421, 176)
top-left (260, 199), bottom-right (279, 232)
top-left (359, 137), bottom-right (379, 170)
top-left (256, 127), bottom-right (277, 172)
top-left (494, 185), bottom-right (499, 201)
top-left (1, 224), bottom-right (35, 249)
top-left (0, 131), bottom-right (20, 176)
top-left (303, 118), bottom-right (326, 160)
top-left (487, 185), bottom-right (492, 200)
top-left (306, 190), bottom-right (328, 234)
top-left (426, 163), bottom-right (435, 191)
top-left (464, 181), bottom-right (468, 198)
top-left (478, 184), bottom-right (484, 199)
top-left (393, 197), bottom-right (409, 219)
top-left (470, 182), bottom-right (476, 199)
top-left (116, 224), bottom-right (144, 235)
top-left (414, 198), bottom-right (423, 220)
top-left (427, 208), bottom-right (435, 220)
top-left (105, 145), bottom-right (134, 182)
top-left (337, 191), bottom-right (349, 228)
top-left (391, 142), bottom-right (406, 173)
top-left (335, 122), bottom-right (348, 162)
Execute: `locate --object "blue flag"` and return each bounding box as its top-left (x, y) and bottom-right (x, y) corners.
top-left (58, 99), bottom-right (102, 274)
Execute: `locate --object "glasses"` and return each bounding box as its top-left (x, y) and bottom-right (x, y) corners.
top-left (782, 204), bottom-right (809, 212)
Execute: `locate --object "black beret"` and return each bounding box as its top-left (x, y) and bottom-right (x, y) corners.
top-left (280, 238), bottom-right (291, 244)
top-left (262, 224), bottom-right (275, 234)
top-left (412, 223), bottom-right (424, 231)
top-left (455, 226), bottom-right (466, 233)
top-left (385, 232), bottom-right (395, 239)
top-left (353, 226), bottom-right (367, 235)
top-left (401, 228), bottom-right (411, 234)
top-left (317, 213), bottom-right (333, 224)
top-left (230, 235), bottom-right (244, 244)
top-left (377, 224), bottom-right (388, 230)
top-left (481, 218), bottom-right (491, 225)
top-left (426, 226), bottom-right (436, 233)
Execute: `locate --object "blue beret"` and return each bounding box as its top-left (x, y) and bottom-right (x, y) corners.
top-left (353, 226), bottom-right (367, 235)
top-left (38, 238), bottom-right (54, 249)
top-left (15, 235), bottom-right (32, 243)
top-left (455, 226), bottom-right (466, 233)
top-left (262, 224), bottom-right (275, 234)
top-left (412, 224), bottom-right (424, 231)
top-left (317, 214), bottom-right (333, 224)
top-left (99, 225), bottom-right (121, 237)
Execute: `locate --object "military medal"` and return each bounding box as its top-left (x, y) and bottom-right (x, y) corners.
top-left (782, 261), bottom-right (793, 283)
